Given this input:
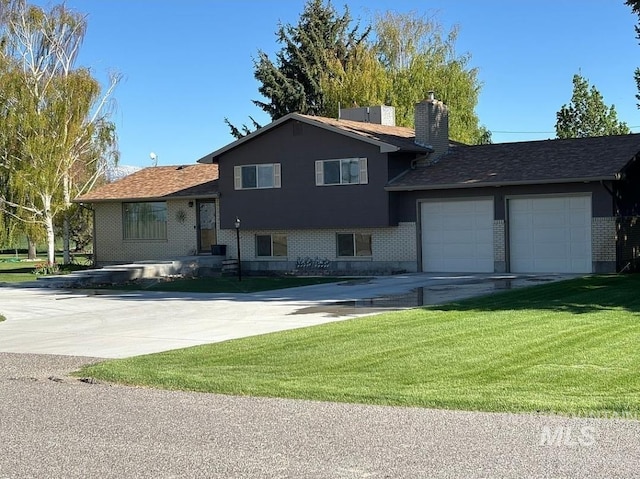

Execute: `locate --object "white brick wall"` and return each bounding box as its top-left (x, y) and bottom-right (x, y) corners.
top-left (217, 222), bottom-right (417, 265)
top-left (493, 220), bottom-right (505, 263)
top-left (94, 200), bottom-right (199, 264)
top-left (592, 216), bottom-right (616, 262)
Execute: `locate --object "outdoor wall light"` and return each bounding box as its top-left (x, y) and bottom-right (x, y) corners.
top-left (234, 217), bottom-right (241, 282)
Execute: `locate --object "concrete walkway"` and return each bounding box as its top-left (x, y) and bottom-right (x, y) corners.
top-left (0, 273), bottom-right (572, 358)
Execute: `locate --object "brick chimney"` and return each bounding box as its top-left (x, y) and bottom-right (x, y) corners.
top-left (414, 92), bottom-right (449, 160)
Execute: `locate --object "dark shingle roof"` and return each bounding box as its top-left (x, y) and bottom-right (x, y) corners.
top-left (198, 112), bottom-right (429, 163)
top-left (387, 134), bottom-right (640, 190)
top-left (75, 164), bottom-right (219, 202)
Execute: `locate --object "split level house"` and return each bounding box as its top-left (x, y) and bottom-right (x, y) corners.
top-left (75, 96), bottom-right (640, 275)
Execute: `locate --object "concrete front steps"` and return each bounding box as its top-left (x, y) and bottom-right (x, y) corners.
top-left (34, 255), bottom-right (226, 289)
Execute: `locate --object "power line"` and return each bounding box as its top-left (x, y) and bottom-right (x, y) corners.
top-left (490, 126), bottom-right (640, 134)
top-left (490, 130), bottom-right (554, 134)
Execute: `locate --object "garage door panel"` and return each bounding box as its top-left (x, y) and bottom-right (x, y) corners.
top-left (534, 228), bottom-right (568, 242)
top-left (569, 215), bottom-right (589, 227)
top-left (421, 199), bottom-right (494, 273)
top-left (509, 196), bottom-right (591, 274)
top-left (569, 196), bottom-right (589, 209)
top-left (533, 215), bottom-right (566, 228)
top-left (532, 197), bottom-right (568, 211)
top-left (475, 230), bottom-right (493, 243)
top-left (441, 217), bottom-right (476, 230)
top-left (532, 246), bottom-right (565, 259)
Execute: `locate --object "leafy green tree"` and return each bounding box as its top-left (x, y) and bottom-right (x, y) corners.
top-left (374, 11), bottom-right (488, 144)
top-left (233, 4), bottom-right (489, 145)
top-left (555, 73), bottom-right (630, 139)
top-left (226, 0), bottom-right (369, 138)
top-left (320, 41), bottom-right (390, 117)
top-left (0, 0), bottom-right (119, 264)
top-left (626, 0), bottom-right (640, 107)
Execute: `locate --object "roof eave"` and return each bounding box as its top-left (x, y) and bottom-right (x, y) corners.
top-left (73, 192), bottom-right (220, 203)
top-left (385, 175), bottom-right (618, 191)
top-left (198, 113), bottom-right (403, 162)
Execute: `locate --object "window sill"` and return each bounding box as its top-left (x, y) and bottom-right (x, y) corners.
top-left (123, 239), bottom-right (168, 243)
top-left (336, 256), bottom-right (372, 261)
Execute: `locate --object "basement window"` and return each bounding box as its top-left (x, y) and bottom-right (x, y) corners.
top-left (337, 233), bottom-right (372, 257)
top-left (256, 234), bottom-right (288, 257)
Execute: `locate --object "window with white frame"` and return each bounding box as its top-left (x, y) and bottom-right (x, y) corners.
top-left (123, 202), bottom-right (167, 240)
top-left (234, 163), bottom-right (281, 190)
top-left (315, 158), bottom-right (368, 186)
top-left (336, 233), bottom-right (372, 257)
top-left (256, 234), bottom-right (288, 257)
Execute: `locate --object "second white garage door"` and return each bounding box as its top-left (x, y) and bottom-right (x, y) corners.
top-left (421, 199), bottom-right (494, 272)
top-left (508, 196), bottom-right (592, 273)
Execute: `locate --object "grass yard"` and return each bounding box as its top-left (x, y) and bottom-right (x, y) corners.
top-left (77, 274), bottom-right (640, 416)
top-left (0, 256), bottom-right (39, 282)
top-left (0, 253), bottom-right (92, 283)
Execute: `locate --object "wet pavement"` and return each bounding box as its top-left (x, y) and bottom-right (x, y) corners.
top-left (293, 274), bottom-right (564, 316)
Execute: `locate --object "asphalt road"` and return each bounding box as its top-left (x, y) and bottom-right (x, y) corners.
top-left (2, 353), bottom-right (640, 478)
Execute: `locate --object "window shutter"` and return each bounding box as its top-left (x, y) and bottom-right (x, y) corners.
top-left (234, 166), bottom-right (242, 190)
top-left (359, 158), bottom-right (368, 184)
top-left (273, 163), bottom-right (281, 188)
top-left (315, 160), bottom-right (324, 186)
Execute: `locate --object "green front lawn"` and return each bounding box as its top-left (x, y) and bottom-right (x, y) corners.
top-left (0, 256), bottom-right (40, 283)
top-left (0, 253), bottom-right (92, 283)
top-left (77, 275), bottom-right (640, 416)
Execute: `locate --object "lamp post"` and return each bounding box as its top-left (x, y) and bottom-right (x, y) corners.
top-left (234, 217), bottom-right (241, 282)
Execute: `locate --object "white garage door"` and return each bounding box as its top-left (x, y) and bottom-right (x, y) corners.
top-left (421, 199), bottom-right (494, 272)
top-left (509, 196), bottom-right (591, 273)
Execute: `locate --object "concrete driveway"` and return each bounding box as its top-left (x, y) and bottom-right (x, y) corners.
top-left (0, 273), bottom-right (573, 358)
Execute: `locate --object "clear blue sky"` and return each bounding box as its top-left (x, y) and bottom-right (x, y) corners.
top-left (43, 0), bottom-right (640, 168)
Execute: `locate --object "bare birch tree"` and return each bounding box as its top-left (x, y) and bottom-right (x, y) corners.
top-left (0, 0), bottom-right (119, 264)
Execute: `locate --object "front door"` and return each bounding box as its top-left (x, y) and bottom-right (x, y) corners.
top-left (196, 200), bottom-right (216, 253)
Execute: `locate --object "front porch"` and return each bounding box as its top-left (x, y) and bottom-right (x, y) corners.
top-left (35, 254), bottom-right (226, 288)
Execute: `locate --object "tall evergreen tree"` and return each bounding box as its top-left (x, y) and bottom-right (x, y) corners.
top-left (555, 73), bottom-right (630, 139)
top-left (253, 0), bottom-right (369, 118)
top-left (626, 0), bottom-right (640, 107)
top-left (226, 0), bottom-right (369, 138)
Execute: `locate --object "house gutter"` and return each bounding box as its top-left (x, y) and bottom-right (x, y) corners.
top-left (385, 176), bottom-right (617, 191)
top-left (72, 193), bottom-right (220, 204)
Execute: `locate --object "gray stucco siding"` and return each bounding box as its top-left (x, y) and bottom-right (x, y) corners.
top-left (394, 182), bottom-right (614, 222)
top-left (216, 120), bottom-right (392, 230)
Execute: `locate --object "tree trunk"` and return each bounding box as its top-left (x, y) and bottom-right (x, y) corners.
top-left (43, 195), bottom-right (55, 264)
top-left (63, 211), bottom-right (70, 264)
top-left (62, 173), bottom-right (71, 264)
top-left (27, 236), bottom-right (37, 260)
